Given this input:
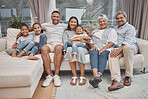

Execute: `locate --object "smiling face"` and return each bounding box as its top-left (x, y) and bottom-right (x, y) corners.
top-left (33, 24), bottom-right (42, 35)
top-left (51, 12), bottom-right (60, 25)
top-left (98, 18), bottom-right (108, 30)
top-left (21, 26), bottom-right (29, 36)
top-left (69, 18), bottom-right (78, 31)
top-left (116, 14), bottom-right (127, 28)
top-left (75, 26), bottom-right (83, 35)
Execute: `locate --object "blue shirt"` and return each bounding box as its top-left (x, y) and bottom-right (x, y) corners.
top-left (114, 22), bottom-right (137, 47)
top-left (17, 34), bottom-right (33, 44)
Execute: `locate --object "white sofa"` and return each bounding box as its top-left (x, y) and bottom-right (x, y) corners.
top-left (0, 28), bottom-right (148, 98)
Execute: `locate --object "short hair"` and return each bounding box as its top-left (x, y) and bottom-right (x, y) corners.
top-left (75, 25), bottom-right (83, 31)
top-left (20, 23), bottom-right (29, 29)
top-left (116, 11), bottom-right (127, 18)
top-left (98, 14), bottom-right (108, 21)
top-left (52, 10), bottom-right (60, 15)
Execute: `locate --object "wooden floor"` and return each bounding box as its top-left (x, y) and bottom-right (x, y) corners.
top-left (32, 74), bottom-right (55, 99)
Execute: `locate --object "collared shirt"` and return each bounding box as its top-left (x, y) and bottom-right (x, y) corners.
top-left (114, 22), bottom-right (137, 47)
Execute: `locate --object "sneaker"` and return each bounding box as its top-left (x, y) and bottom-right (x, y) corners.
top-left (89, 77), bottom-right (102, 88)
top-left (42, 75), bottom-right (53, 87)
top-left (54, 75), bottom-right (61, 87)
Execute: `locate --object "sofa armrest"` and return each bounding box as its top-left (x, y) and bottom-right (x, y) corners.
top-left (136, 38), bottom-right (148, 68)
top-left (0, 38), bottom-right (7, 52)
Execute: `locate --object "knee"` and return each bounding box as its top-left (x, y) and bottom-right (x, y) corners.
top-left (29, 41), bottom-right (35, 45)
top-left (41, 45), bottom-right (49, 54)
top-left (123, 45), bottom-right (132, 54)
top-left (40, 33), bottom-right (46, 38)
top-left (67, 47), bottom-right (72, 52)
top-left (99, 51), bottom-right (110, 57)
top-left (89, 50), bottom-right (98, 55)
top-left (54, 45), bottom-right (63, 54)
top-left (64, 40), bottom-right (69, 44)
top-left (72, 43), bottom-right (75, 47)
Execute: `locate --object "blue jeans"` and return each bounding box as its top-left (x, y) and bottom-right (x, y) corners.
top-left (63, 40), bottom-right (84, 54)
top-left (30, 33), bottom-right (47, 55)
top-left (16, 40), bottom-right (34, 53)
top-left (90, 50), bottom-right (110, 75)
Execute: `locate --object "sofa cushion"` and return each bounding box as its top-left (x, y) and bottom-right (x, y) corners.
top-left (0, 54), bottom-right (43, 88)
top-left (6, 28), bottom-right (20, 49)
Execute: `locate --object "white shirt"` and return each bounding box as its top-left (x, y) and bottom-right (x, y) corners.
top-left (91, 28), bottom-right (117, 51)
top-left (34, 34), bottom-right (40, 42)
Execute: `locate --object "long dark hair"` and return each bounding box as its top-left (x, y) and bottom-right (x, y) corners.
top-left (67, 16), bottom-right (79, 30)
top-left (32, 22), bottom-right (43, 33)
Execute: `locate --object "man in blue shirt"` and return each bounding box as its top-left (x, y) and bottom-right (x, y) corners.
top-left (108, 11), bottom-right (138, 91)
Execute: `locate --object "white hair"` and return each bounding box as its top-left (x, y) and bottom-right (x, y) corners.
top-left (98, 14), bottom-right (108, 21)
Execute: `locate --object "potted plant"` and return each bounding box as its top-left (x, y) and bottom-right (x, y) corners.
top-left (9, 17), bottom-right (24, 29)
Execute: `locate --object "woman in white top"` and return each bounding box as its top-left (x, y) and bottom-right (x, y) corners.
top-left (89, 14), bottom-right (117, 88)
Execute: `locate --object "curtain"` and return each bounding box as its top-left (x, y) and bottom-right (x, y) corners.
top-left (28, 0), bottom-right (56, 24)
top-left (121, 0), bottom-right (148, 40)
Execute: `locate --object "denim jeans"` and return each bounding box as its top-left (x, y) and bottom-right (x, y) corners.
top-left (63, 40), bottom-right (84, 54)
top-left (30, 33), bottom-right (47, 55)
top-left (16, 40), bottom-right (34, 53)
top-left (90, 50), bottom-right (110, 75)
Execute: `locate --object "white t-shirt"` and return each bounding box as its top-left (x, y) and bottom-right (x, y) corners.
top-left (71, 34), bottom-right (87, 39)
top-left (91, 28), bottom-right (117, 51)
top-left (34, 34), bottom-right (40, 42)
top-left (42, 22), bottom-right (67, 44)
top-left (17, 34), bottom-right (33, 44)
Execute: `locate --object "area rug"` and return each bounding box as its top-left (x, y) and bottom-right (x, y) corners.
top-left (55, 70), bottom-right (148, 99)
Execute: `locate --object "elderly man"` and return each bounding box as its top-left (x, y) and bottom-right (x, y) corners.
top-left (108, 11), bottom-right (138, 91)
top-left (88, 14), bottom-right (117, 88)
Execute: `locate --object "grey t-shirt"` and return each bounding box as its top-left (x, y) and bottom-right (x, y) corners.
top-left (42, 22), bottom-right (67, 44)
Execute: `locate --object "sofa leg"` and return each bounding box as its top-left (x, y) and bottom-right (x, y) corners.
top-left (142, 68), bottom-right (146, 74)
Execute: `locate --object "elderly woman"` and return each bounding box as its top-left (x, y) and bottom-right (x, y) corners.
top-left (63, 16), bottom-right (90, 86)
top-left (89, 14), bottom-right (117, 88)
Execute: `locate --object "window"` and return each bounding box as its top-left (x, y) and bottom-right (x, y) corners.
top-left (56, 0), bottom-right (120, 30)
top-left (0, 0), bottom-right (31, 37)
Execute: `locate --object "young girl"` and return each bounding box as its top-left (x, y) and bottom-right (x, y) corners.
top-left (12, 24), bottom-right (34, 57)
top-left (27, 22), bottom-right (47, 60)
top-left (63, 25), bottom-right (91, 62)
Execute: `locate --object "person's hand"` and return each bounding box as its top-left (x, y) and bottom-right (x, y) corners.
top-left (78, 37), bottom-right (83, 42)
top-left (34, 41), bottom-right (39, 44)
top-left (12, 42), bottom-right (17, 49)
top-left (99, 48), bottom-right (105, 55)
top-left (16, 32), bottom-right (23, 39)
top-left (90, 46), bottom-right (98, 51)
top-left (110, 49), bottom-right (122, 58)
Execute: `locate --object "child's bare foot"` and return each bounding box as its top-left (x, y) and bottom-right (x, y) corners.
top-left (37, 50), bottom-right (41, 54)
top-left (12, 53), bottom-right (17, 57)
top-left (69, 54), bottom-right (77, 63)
top-left (69, 57), bottom-right (77, 63)
top-left (17, 51), bottom-right (25, 57)
top-left (27, 56), bottom-right (40, 60)
top-left (12, 51), bottom-right (17, 57)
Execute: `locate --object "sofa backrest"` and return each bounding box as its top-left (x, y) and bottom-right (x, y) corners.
top-left (6, 28), bottom-right (20, 49)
